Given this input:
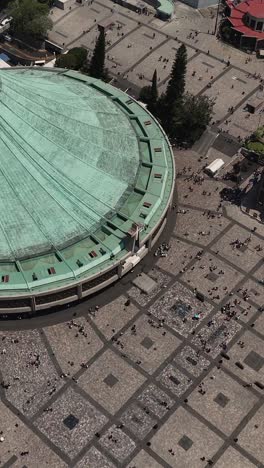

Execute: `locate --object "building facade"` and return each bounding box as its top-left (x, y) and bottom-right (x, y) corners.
top-left (222, 0), bottom-right (264, 51)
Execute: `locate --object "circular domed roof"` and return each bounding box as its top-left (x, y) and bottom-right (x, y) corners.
top-left (0, 68), bottom-right (174, 302)
top-left (0, 68), bottom-right (139, 260)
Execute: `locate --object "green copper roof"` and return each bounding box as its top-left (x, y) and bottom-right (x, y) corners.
top-left (0, 68), bottom-right (139, 259)
top-left (157, 0), bottom-right (174, 17)
top-left (0, 68), bottom-right (174, 295)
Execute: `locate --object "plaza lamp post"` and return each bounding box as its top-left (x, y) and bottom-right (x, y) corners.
top-left (214, 0), bottom-right (222, 35)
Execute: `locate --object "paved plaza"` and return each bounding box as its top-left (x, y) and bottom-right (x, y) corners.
top-left (0, 1), bottom-right (264, 467)
top-left (49, 0), bottom-right (264, 140)
top-left (0, 143), bottom-right (264, 467)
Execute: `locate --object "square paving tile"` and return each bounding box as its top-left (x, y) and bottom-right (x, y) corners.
top-left (78, 349), bottom-right (145, 415)
top-left (188, 369), bottom-right (258, 435)
top-left (236, 405), bottom-right (264, 464)
top-left (44, 318), bottom-right (103, 375)
top-left (75, 446), bottom-right (115, 468)
top-left (243, 350), bottom-right (264, 372)
top-left (141, 337), bottom-right (154, 350)
top-left (241, 279), bottom-right (264, 306)
top-left (137, 384), bottom-right (174, 419)
top-left (99, 425), bottom-right (136, 463)
top-left (134, 40), bottom-right (195, 88)
top-left (254, 311), bottom-right (264, 335)
top-left (211, 224), bottom-right (263, 272)
top-left (120, 403), bottom-right (155, 439)
top-left (207, 272), bottom-right (218, 282)
top-left (173, 346), bottom-right (210, 377)
top-left (63, 414), bottom-right (79, 430)
top-left (149, 282), bottom-right (213, 337)
top-left (239, 244), bottom-right (248, 252)
top-left (0, 329), bottom-right (63, 417)
top-left (49, 2), bottom-right (109, 46)
top-left (214, 392), bottom-right (229, 408)
top-left (110, 25), bottom-right (164, 76)
top-left (223, 331), bottom-right (264, 385)
top-left (157, 237), bottom-right (200, 276)
top-left (128, 450), bottom-right (163, 468)
top-left (176, 177), bottom-right (231, 211)
top-left (157, 365), bottom-right (192, 397)
top-left (103, 373), bottom-right (119, 388)
top-left (174, 208), bottom-right (230, 246)
top-left (171, 301), bottom-right (191, 320)
top-left (191, 311), bottom-right (241, 358)
top-left (203, 67), bottom-right (257, 121)
top-left (178, 434), bottom-right (193, 451)
top-left (0, 401), bottom-right (67, 468)
top-left (253, 261), bottom-right (264, 283)
top-left (184, 53), bottom-right (226, 96)
top-left (90, 295), bottom-right (138, 340)
top-left (224, 294), bottom-right (257, 323)
top-left (150, 406), bottom-right (223, 467)
top-left (214, 447), bottom-right (256, 468)
top-left (181, 252), bottom-right (243, 303)
top-left (114, 314), bottom-right (181, 374)
top-left (34, 387), bottom-right (108, 458)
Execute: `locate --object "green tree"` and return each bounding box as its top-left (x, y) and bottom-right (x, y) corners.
top-left (165, 44), bottom-right (187, 105)
top-left (148, 69), bottom-right (158, 115)
top-left (170, 93), bottom-right (214, 146)
top-left (139, 85), bottom-right (152, 105)
top-left (38, 0), bottom-right (53, 6)
top-left (157, 44), bottom-right (187, 131)
top-left (55, 47), bottom-right (87, 70)
top-left (0, 0), bottom-right (12, 10)
top-left (89, 29), bottom-right (107, 80)
top-left (8, 0), bottom-right (52, 39)
top-left (139, 69), bottom-right (159, 116)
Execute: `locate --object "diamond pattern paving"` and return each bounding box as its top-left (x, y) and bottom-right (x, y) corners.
top-left (0, 23), bottom-right (264, 468)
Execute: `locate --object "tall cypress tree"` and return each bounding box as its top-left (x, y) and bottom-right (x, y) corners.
top-left (158, 44), bottom-right (187, 132)
top-left (165, 44), bottom-right (187, 105)
top-left (151, 69), bottom-right (158, 103)
top-left (148, 69), bottom-right (158, 115)
top-left (90, 29), bottom-right (106, 80)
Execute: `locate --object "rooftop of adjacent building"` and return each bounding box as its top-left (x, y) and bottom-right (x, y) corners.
top-left (225, 0), bottom-right (264, 38)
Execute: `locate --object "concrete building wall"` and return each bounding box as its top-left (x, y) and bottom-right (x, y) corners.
top-left (0, 208), bottom-right (171, 314)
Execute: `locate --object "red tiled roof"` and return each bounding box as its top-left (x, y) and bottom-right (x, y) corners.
top-left (247, 3), bottom-right (264, 15)
top-left (225, 0), bottom-right (264, 39)
top-left (229, 20), bottom-right (264, 37)
top-left (226, 0), bottom-right (264, 17)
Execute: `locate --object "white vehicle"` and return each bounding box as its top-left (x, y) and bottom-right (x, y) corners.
top-left (205, 158), bottom-right (224, 177)
top-left (34, 60), bottom-right (45, 66)
top-left (1, 16), bottom-right (13, 26)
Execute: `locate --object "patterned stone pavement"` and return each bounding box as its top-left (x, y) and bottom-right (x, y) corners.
top-left (0, 146), bottom-right (263, 468)
top-left (0, 2), bottom-right (264, 467)
top-left (48, 0), bottom-right (264, 141)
